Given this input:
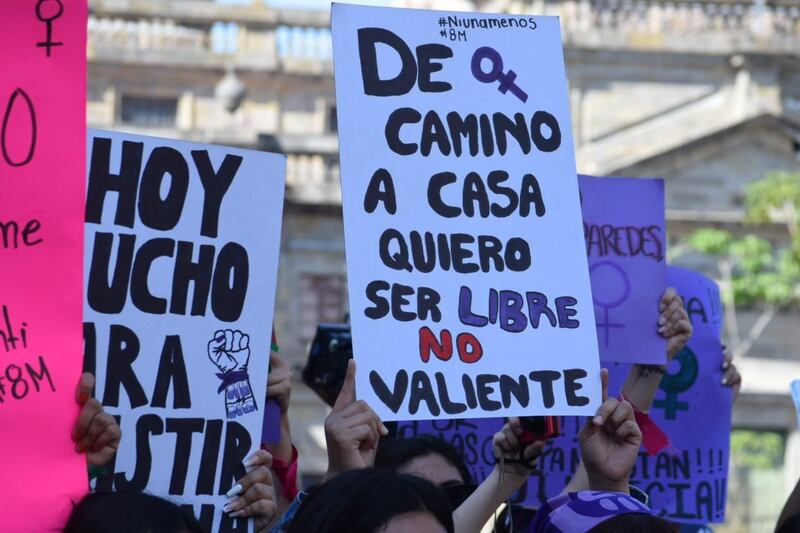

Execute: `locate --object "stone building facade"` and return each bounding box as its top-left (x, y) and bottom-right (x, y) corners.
top-left (87, 0), bottom-right (800, 528)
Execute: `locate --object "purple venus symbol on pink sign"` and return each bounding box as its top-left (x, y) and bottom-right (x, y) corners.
top-left (590, 261), bottom-right (631, 346)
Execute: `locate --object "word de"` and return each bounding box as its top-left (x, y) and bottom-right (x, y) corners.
top-left (358, 28), bottom-right (452, 96)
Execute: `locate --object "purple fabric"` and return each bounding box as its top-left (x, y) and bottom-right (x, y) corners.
top-left (261, 399), bottom-right (282, 443)
top-left (530, 491), bottom-right (651, 532)
top-left (579, 175), bottom-right (666, 364)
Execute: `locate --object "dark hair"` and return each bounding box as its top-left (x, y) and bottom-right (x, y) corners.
top-left (375, 435), bottom-right (472, 484)
top-left (287, 468), bottom-right (454, 533)
top-left (63, 491), bottom-right (206, 533)
top-left (777, 514), bottom-right (800, 533)
top-left (588, 513), bottom-right (677, 532)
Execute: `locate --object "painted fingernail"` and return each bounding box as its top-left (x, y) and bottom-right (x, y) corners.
top-left (76, 443), bottom-right (86, 453)
top-left (78, 392), bottom-right (90, 404)
top-left (593, 415), bottom-right (603, 425)
top-left (226, 484), bottom-right (243, 498)
top-left (244, 454), bottom-right (257, 468)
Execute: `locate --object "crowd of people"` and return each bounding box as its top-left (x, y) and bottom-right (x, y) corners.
top-left (65, 287), bottom-right (800, 533)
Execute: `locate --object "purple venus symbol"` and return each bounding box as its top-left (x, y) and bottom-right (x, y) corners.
top-left (470, 47), bottom-right (528, 103)
top-left (589, 261), bottom-right (631, 347)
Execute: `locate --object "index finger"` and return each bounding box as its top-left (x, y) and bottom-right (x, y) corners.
top-left (333, 358), bottom-right (356, 412)
top-left (77, 372), bottom-right (95, 405)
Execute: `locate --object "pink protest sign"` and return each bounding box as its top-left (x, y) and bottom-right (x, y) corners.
top-left (0, 2), bottom-right (88, 530)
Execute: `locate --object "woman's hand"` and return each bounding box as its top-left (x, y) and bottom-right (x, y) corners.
top-left (492, 417), bottom-right (545, 479)
top-left (225, 449), bottom-right (279, 532)
top-left (72, 372), bottom-right (121, 468)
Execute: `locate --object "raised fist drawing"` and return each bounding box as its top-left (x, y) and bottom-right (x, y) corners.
top-left (208, 329), bottom-right (251, 373)
top-left (208, 329), bottom-right (257, 420)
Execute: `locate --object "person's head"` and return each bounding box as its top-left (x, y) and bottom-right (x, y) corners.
top-left (375, 435), bottom-right (472, 488)
top-left (63, 491), bottom-right (206, 533)
top-left (588, 513), bottom-right (676, 532)
top-left (287, 467), bottom-right (454, 533)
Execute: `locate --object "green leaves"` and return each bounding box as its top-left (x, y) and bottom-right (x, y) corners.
top-left (685, 172), bottom-right (800, 308)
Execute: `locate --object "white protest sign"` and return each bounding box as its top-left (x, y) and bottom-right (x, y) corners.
top-left (332, 4), bottom-right (600, 420)
top-left (84, 129), bottom-right (285, 532)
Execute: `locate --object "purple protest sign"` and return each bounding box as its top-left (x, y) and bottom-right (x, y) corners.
top-left (579, 175), bottom-right (666, 364)
top-left (530, 266), bottom-right (731, 523)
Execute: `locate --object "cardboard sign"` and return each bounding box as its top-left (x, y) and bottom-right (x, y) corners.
top-left (332, 4), bottom-right (600, 421)
top-left (580, 175), bottom-right (666, 364)
top-left (0, 2), bottom-right (89, 530)
top-left (531, 266), bottom-right (731, 524)
top-left (84, 130), bottom-right (285, 531)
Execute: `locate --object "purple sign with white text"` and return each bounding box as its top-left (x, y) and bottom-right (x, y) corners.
top-left (579, 175), bottom-right (666, 364)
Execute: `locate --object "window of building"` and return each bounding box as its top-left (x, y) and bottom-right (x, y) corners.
top-left (297, 274), bottom-right (346, 341)
top-left (327, 102), bottom-right (338, 133)
top-left (120, 95), bottom-right (178, 127)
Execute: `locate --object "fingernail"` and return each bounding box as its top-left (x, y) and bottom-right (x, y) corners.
top-left (229, 511), bottom-right (243, 518)
top-left (244, 454), bottom-right (257, 468)
top-left (78, 392), bottom-right (90, 404)
top-left (593, 415), bottom-right (603, 425)
top-left (226, 484), bottom-right (243, 498)
top-left (722, 361), bottom-right (730, 369)
top-left (721, 378), bottom-right (728, 385)
top-left (658, 316), bottom-right (666, 326)
top-left (223, 502), bottom-right (233, 513)
top-left (380, 424), bottom-right (388, 436)
top-left (76, 443), bottom-right (86, 453)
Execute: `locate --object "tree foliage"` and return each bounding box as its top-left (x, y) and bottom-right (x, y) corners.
top-left (685, 172), bottom-right (800, 308)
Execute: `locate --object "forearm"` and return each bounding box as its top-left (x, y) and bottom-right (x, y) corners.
top-left (561, 462), bottom-right (589, 494)
top-left (265, 415), bottom-right (294, 464)
top-left (621, 364), bottom-right (665, 411)
top-left (453, 466), bottom-right (528, 533)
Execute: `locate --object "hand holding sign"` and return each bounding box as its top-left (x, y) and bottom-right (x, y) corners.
top-left (324, 359), bottom-right (388, 481)
top-left (659, 288), bottom-right (693, 360)
top-left (579, 369), bottom-right (642, 493)
top-left (492, 417), bottom-right (545, 477)
top-left (225, 449), bottom-right (279, 531)
top-left (71, 372), bottom-right (121, 468)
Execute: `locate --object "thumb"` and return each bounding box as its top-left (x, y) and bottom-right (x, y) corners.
top-left (77, 372), bottom-right (94, 405)
top-left (333, 358), bottom-right (357, 412)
